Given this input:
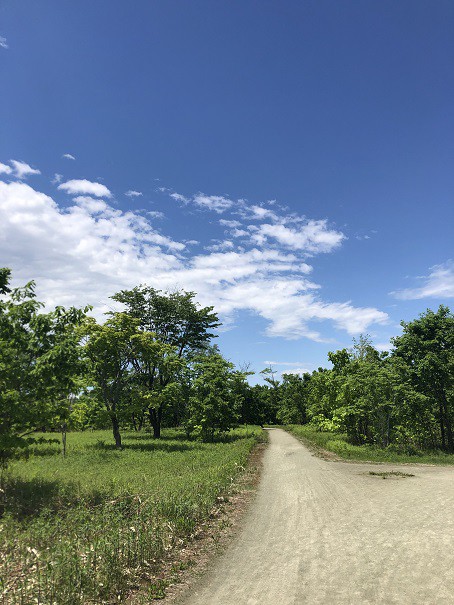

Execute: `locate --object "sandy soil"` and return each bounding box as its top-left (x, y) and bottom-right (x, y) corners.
top-left (177, 428), bottom-right (454, 605)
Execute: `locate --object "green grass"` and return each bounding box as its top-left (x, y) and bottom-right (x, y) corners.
top-left (285, 424), bottom-right (454, 465)
top-left (0, 427), bottom-right (265, 604)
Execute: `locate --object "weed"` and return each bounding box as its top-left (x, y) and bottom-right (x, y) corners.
top-left (368, 470), bottom-right (415, 479)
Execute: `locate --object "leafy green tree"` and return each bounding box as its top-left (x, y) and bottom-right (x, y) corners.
top-left (111, 286), bottom-right (220, 357)
top-left (259, 367), bottom-right (281, 424)
top-left (277, 373), bottom-right (310, 425)
top-left (391, 306), bottom-right (454, 452)
top-left (111, 286), bottom-right (220, 436)
top-left (128, 327), bottom-right (184, 438)
top-left (0, 271), bottom-right (87, 467)
top-left (82, 314), bottom-right (136, 448)
top-left (186, 353), bottom-right (241, 441)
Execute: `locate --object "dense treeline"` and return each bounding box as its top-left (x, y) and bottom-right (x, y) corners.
top-left (266, 308), bottom-right (453, 454)
top-left (1, 267), bottom-right (453, 468)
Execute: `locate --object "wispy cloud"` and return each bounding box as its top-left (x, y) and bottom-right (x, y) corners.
top-left (147, 210), bottom-right (164, 220)
top-left (125, 190), bottom-right (142, 197)
top-left (219, 219), bottom-right (241, 228)
top-left (375, 342), bottom-right (393, 353)
top-left (249, 220), bottom-right (345, 254)
top-left (58, 179), bottom-right (112, 198)
top-left (62, 153), bottom-right (76, 160)
top-left (51, 173), bottom-right (63, 184)
top-left (0, 162), bottom-right (12, 175)
top-left (264, 361), bottom-right (306, 366)
top-left (280, 368), bottom-right (312, 376)
top-left (0, 180), bottom-right (387, 340)
top-left (10, 160), bottom-right (41, 179)
top-left (170, 192), bottom-right (189, 203)
top-left (392, 260), bottom-right (454, 300)
top-left (170, 190), bottom-right (234, 213)
top-left (0, 36), bottom-right (8, 50)
top-left (205, 240), bottom-right (235, 252)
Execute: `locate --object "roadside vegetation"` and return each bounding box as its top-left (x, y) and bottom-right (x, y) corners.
top-left (285, 424), bottom-right (454, 465)
top-left (1, 427), bottom-right (264, 604)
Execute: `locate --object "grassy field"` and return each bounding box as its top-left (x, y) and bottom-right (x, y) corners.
top-left (0, 427), bottom-right (265, 604)
top-left (285, 425), bottom-right (454, 465)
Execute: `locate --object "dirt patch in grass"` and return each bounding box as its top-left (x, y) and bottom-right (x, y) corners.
top-left (127, 438), bottom-right (268, 604)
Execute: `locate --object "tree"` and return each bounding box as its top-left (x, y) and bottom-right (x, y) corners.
top-left (82, 314), bottom-right (136, 449)
top-left (127, 327), bottom-right (184, 438)
top-left (186, 353), bottom-right (241, 441)
top-left (111, 286), bottom-right (220, 437)
top-left (111, 286), bottom-right (220, 357)
top-left (259, 367), bottom-right (281, 424)
top-left (391, 306), bottom-right (454, 452)
top-left (0, 270), bottom-right (87, 467)
top-left (277, 373), bottom-right (310, 425)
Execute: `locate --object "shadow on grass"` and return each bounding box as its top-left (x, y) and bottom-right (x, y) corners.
top-left (0, 477), bottom-right (108, 520)
top-left (90, 440), bottom-right (203, 453)
top-left (124, 432), bottom-right (189, 442)
top-left (28, 445), bottom-right (62, 457)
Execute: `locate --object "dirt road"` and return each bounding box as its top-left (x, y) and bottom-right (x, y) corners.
top-left (179, 428), bottom-right (454, 605)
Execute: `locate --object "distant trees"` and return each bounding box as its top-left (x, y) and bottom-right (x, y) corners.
top-left (269, 307), bottom-right (453, 454)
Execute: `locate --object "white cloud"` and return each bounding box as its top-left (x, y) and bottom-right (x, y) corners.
top-left (147, 210), bottom-right (164, 220)
top-left (264, 361), bottom-right (306, 366)
top-left (192, 193), bottom-right (234, 213)
top-left (62, 153), bottom-right (76, 160)
top-left (170, 192), bottom-right (189, 203)
top-left (0, 180), bottom-right (388, 340)
top-left (58, 179), bottom-right (112, 198)
top-left (392, 260), bottom-right (454, 300)
top-left (125, 190), bottom-right (142, 197)
top-left (219, 219), bottom-right (241, 228)
top-left (0, 162), bottom-right (12, 175)
top-left (247, 205), bottom-right (279, 222)
top-left (280, 368), bottom-right (312, 376)
top-left (231, 228), bottom-right (249, 238)
top-left (170, 191), bottom-right (233, 213)
top-left (51, 173), bottom-right (63, 184)
top-left (249, 220), bottom-right (345, 254)
top-left (206, 240), bottom-right (235, 252)
top-left (10, 160), bottom-right (41, 179)
top-left (0, 36), bottom-right (8, 49)
top-left (73, 196), bottom-right (111, 215)
top-left (375, 342), bottom-right (393, 353)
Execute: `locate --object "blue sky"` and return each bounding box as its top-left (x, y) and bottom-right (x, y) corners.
top-left (1, 1), bottom-right (453, 380)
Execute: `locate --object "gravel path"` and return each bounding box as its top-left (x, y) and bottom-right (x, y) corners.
top-left (179, 428), bottom-right (454, 605)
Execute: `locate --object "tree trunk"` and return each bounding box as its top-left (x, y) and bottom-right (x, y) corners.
top-left (111, 414), bottom-right (122, 449)
top-left (149, 406), bottom-right (162, 438)
top-left (439, 402), bottom-right (446, 450)
top-left (131, 413), bottom-right (138, 432)
top-left (441, 393), bottom-right (454, 453)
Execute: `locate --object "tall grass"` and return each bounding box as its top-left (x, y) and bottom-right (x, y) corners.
top-left (286, 424), bottom-right (454, 465)
top-left (0, 427), bottom-right (264, 604)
